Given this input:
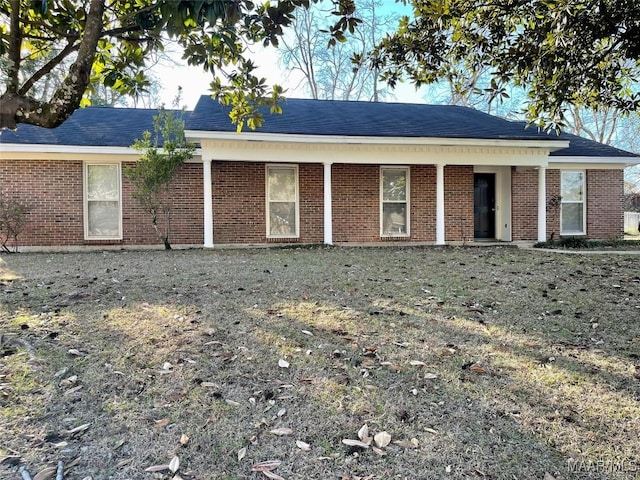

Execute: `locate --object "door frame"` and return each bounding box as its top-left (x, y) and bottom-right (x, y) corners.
top-left (473, 166), bottom-right (512, 241)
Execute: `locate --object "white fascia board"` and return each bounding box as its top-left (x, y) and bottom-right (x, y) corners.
top-left (185, 129), bottom-right (569, 151)
top-left (0, 143), bottom-right (202, 162)
top-left (1, 144), bottom-right (138, 154)
top-left (549, 155), bottom-right (640, 167)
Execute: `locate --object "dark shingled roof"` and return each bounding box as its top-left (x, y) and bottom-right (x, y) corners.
top-left (0, 107), bottom-right (169, 147)
top-left (187, 95), bottom-right (562, 141)
top-left (1, 97), bottom-right (637, 159)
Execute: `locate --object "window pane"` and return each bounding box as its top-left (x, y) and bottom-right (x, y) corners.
top-left (561, 171), bottom-right (584, 201)
top-left (562, 203), bottom-right (584, 233)
top-left (268, 167), bottom-right (296, 202)
top-left (269, 202), bottom-right (296, 236)
top-left (87, 164), bottom-right (119, 201)
top-left (382, 169), bottom-right (407, 202)
top-left (382, 203), bottom-right (407, 234)
top-left (88, 201), bottom-right (119, 237)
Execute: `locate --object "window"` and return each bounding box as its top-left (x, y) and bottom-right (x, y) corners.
top-left (561, 170), bottom-right (585, 235)
top-left (84, 163), bottom-right (122, 239)
top-left (381, 167), bottom-right (409, 236)
top-left (266, 165), bottom-right (299, 238)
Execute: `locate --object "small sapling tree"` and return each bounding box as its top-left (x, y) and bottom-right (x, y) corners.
top-left (0, 190), bottom-right (28, 253)
top-left (126, 108), bottom-right (195, 250)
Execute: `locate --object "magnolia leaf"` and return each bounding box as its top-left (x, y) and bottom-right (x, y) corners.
top-left (270, 428), bottom-right (293, 436)
top-left (374, 431), bottom-right (391, 448)
top-left (168, 456), bottom-right (180, 473)
top-left (301, 330), bottom-right (314, 336)
top-left (154, 418), bottom-right (170, 428)
top-left (469, 363), bottom-right (487, 374)
top-left (251, 460), bottom-right (282, 472)
top-left (277, 408), bottom-right (286, 417)
top-left (237, 447), bottom-right (247, 461)
top-left (33, 467), bottom-right (57, 480)
top-left (424, 373), bottom-right (438, 380)
top-left (225, 399), bottom-right (241, 407)
top-left (296, 440), bottom-right (311, 451)
top-left (64, 423), bottom-right (91, 435)
top-left (67, 348), bottom-right (84, 356)
top-left (357, 424), bottom-right (369, 441)
top-left (372, 446), bottom-right (386, 456)
top-left (64, 385), bottom-right (83, 396)
top-left (59, 375), bottom-right (78, 387)
top-left (144, 464), bottom-right (170, 472)
top-left (263, 471), bottom-right (285, 480)
top-left (425, 427), bottom-right (438, 435)
top-left (278, 359), bottom-right (290, 368)
top-left (341, 439), bottom-right (370, 448)
top-left (393, 438), bottom-right (419, 448)
top-left (409, 360), bottom-right (426, 366)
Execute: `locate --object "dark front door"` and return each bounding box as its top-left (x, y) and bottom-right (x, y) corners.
top-left (474, 173), bottom-right (496, 239)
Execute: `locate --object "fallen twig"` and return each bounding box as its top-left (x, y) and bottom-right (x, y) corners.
top-left (56, 461), bottom-right (64, 480)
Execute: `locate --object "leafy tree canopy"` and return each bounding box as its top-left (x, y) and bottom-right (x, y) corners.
top-left (376, 0), bottom-right (640, 130)
top-left (0, 0), bottom-right (359, 130)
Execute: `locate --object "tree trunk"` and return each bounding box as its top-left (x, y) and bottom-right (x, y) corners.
top-left (0, 0), bottom-right (106, 129)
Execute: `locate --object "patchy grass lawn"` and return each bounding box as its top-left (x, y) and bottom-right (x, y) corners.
top-left (1, 247), bottom-right (639, 480)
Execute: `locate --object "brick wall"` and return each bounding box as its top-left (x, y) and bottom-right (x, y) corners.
top-left (409, 165), bottom-right (436, 242)
top-left (511, 168), bottom-right (623, 240)
top-left (1, 159), bottom-right (203, 247)
top-left (545, 170), bottom-right (562, 240)
top-left (511, 168), bottom-right (538, 241)
top-left (211, 162), bottom-right (324, 244)
top-left (1, 159), bottom-right (84, 246)
top-left (121, 162), bottom-right (204, 246)
top-left (587, 169), bottom-right (624, 239)
top-left (332, 164), bottom-right (473, 243)
top-left (1, 158), bottom-right (625, 247)
top-left (445, 166), bottom-right (474, 242)
top-left (332, 164), bottom-right (380, 242)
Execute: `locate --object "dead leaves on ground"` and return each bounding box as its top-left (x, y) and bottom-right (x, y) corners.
top-left (251, 460), bottom-right (285, 480)
top-left (144, 455), bottom-right (181, 478)
top-left (342, 424), bottom-right (419, 456)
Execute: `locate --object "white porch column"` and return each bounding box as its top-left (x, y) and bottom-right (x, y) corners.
top-left (323, 162), bottom-right (333, 245)
top-left (203, 159), bottom-right (214, 248)
top-left (537, 165), bottom-right (547, 242)
top-left (436, 163), bottom-right (446, 245)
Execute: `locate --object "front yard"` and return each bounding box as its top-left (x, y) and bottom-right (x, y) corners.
top-left (1, 246), bottom-right (639, 479)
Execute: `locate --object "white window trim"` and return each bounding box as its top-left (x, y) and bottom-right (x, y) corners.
top-left (560, 169), bottom-right (586, 236)
top-left (266, 164), bottom-right (300, 239)
top-left (380, 166), bottom-right (410, 238)
top-left (83, 161), bottom-right (123, 240)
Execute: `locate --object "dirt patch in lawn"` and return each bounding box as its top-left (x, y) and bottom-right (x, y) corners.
top-left (1, 247), bottom-right (639, 480)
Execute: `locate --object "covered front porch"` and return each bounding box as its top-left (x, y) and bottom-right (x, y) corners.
top-left (191, 134), bottom-right (562, 247)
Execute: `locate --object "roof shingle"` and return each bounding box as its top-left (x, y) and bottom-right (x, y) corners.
top-left (1, 97), bottom-right (637, 159)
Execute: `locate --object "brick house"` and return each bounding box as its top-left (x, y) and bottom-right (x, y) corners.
top-left (1, 96), bottom-right (638, 250)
